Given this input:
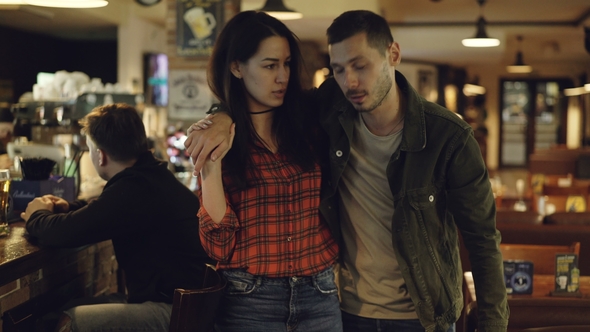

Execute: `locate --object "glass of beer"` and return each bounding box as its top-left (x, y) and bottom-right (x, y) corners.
top-left (0, 169), bottom-right (10, 236)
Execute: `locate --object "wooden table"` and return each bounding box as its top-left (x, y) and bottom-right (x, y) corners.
top-left (464, 272), bottom-right (590, 331)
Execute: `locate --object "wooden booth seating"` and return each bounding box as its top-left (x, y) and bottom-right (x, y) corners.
top-left (459, 223), bottom-right (590, 275)
top-left (499, 242), bottom-right (580, 275)
top-left (168, 264), bottom-right (226, 332)
top-left (496, 210), bottom-right (543, 225)
top-left (537, 184), bottom-right (590, 213)
top-left (494, 223), bottom-right (590, 275)
top-left (544, 212), bottom-right (590, 226)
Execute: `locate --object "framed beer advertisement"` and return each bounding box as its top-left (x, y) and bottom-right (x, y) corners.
top-left (176, 0), bottom-right (223, 57)
top-left (168, 69), bottom-right (213, 120)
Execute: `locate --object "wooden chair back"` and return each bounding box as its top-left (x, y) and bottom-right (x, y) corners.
top-left (500, 242), bottom-right (580, 275)
top-left (168, 264), bottom-right (226, 332)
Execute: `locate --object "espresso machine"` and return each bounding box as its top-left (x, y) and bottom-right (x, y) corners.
top-left (11, 92), bottom-right (140, 145)
top-left (8, 92), bottom-right (143, 180)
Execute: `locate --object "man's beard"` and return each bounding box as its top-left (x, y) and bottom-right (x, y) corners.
top-left (347, 62), bottom-right (393, 113)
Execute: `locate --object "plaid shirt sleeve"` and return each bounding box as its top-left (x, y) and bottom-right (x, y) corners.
top-left (197, 190), bottom-right (240, 262)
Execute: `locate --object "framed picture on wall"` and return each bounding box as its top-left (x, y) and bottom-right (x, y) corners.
top-left (176, 0), bottom-right (224, 57)
top-left (168, 69), bottom-right (213, 120)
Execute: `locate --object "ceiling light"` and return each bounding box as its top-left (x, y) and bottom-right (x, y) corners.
top-left (24, 0), bottom-right (108, 8)
top-left (564, 87), bottom-right (589, 97)
top-left (463, 83), bottom-right (487, 96)
top-left (258, 0), bottom-right (301, 20)
top-left (462, 0), bottom-right (500, 47)
top-left (0, 0), bottom-right (24, 4)
top-left (506, 36), bottom-right (533, 73)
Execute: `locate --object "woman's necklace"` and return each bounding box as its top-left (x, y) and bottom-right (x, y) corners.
top-left (250, 108), bottom-right (275, 115)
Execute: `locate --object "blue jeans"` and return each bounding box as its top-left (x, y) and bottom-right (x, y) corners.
top-left (62, 294), bottom-right (172, 332)
top-left (342, 311), bottom-right (456, 332)
top-left (216, 266), bottom-right (342, 332)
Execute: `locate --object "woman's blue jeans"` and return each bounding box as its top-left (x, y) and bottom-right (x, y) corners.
top-left (342, 311), bottom-right (456, 332)
top-left (216, 266), bottom-right (342, 332)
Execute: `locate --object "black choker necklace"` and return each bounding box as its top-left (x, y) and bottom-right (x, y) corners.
top-left (250, 109), bottom-right (275, 115)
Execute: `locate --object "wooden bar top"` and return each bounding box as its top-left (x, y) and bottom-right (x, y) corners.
top-left (0, 221), bottom-right (86, 287)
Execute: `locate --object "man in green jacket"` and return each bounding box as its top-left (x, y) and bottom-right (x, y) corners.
top-left (184, 10), bottom-right (508, 332)
top-left (318, 11), bottom-right (508, 332)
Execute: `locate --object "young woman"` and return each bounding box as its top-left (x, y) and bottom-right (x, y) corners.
top-left (196, 11), bottom-right (341, 332)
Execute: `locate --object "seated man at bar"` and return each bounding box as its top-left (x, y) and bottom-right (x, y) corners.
top-left (21, 103), bottom-right (215, 331)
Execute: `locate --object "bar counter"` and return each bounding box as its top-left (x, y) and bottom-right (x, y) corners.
top-left (0, 222), bottom-right (118, 331)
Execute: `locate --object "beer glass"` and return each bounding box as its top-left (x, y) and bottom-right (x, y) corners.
top-left (0, 169), bottom-right (10, 235)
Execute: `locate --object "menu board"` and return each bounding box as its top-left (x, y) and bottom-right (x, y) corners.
top-left (554, 253), bottom-right (580, 293)
top-left (176, 0), bottom-right (223, 57)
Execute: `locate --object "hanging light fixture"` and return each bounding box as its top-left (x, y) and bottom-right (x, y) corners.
top-left (24, 0), bottom-right (108, 8)
top-left (506, 35), bottom-right (533, 73)
top-left (462, 0), bottom-right (500, 47)
top-left (258, 0), bottom-right (301, 20)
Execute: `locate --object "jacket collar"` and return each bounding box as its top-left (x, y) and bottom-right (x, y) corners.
top-left (396, 71), bottom-right (427, 152)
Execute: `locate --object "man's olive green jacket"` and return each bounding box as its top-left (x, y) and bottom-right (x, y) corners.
top-left (315, 71), bottom-right (509, 332)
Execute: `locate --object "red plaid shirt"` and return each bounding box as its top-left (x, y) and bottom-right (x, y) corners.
top-left (197, 143), bottom-right (338, 277)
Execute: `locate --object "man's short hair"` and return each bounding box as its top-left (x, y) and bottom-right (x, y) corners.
top-left (80, 103), bottom-right (148, 162)
top-left (327, 10), bottom-right (394, 55)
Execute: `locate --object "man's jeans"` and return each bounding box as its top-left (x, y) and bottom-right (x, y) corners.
top-left (216, 266), bottom-right (342, 332)
top-left (63, 295), bottom-right (172, 332)
top-left (342, 311), bottom-right (456, 332)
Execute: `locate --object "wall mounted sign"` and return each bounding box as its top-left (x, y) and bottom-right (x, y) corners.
top-left (168, 69), bottom-right (213, 120)
top-left (176, 0), bottom-right (223, 57)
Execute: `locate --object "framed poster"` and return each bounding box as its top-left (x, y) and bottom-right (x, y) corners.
top-left (168, 69), bottom-right (213, 120)
top-left (176, 0), bottom-right (223, 57)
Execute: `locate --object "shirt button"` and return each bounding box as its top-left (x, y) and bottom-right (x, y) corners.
top-left (429, 195), bottom-right (434, 202)
top-left (335, 150), bottom-right (343, 157)
top-left (287, 237), bottom-right (292, 241)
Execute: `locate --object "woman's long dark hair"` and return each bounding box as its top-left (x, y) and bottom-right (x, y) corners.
top-left (208, 11), bottom-right (315, 189)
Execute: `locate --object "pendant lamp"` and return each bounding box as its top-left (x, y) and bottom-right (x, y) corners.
top-left (24, 0), bottom-right (108, 8)
top-left (258, 0), bottom-right (301, 20)
top-left (462, 0), bottom-right (500, 47)
top-left (506, 36), bottom-right (532, 73)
